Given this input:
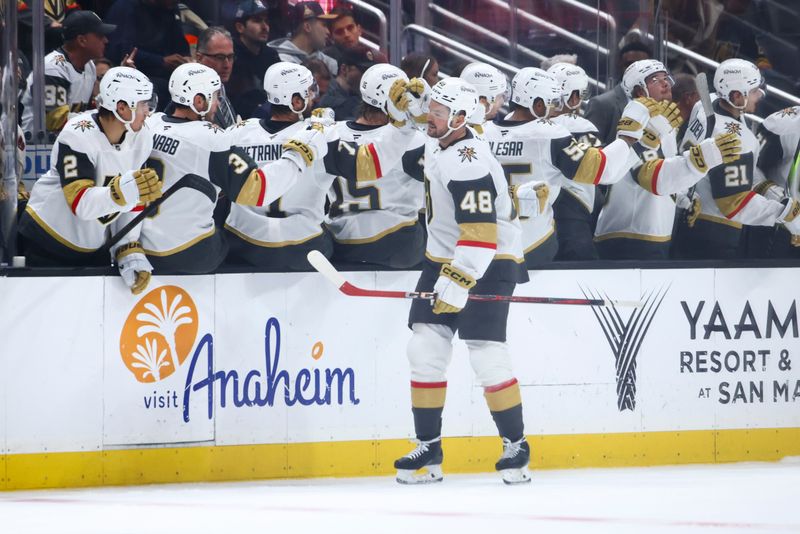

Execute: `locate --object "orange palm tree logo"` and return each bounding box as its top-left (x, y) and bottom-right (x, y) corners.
top-left (120, 286), bottom-right (199, 382)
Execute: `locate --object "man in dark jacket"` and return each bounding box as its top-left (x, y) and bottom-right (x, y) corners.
top-left (228, 0), bottom-right (281, 119)
top-left (318, 45), bottom-right (385, 121)
top-left (104, 0), bottom-right (191, 110)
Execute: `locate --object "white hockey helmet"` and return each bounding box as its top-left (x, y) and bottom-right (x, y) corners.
top-left (429, 77), bottom-right (479, 138)
top-left (360, 63), bottom-right (408, 112)
top-left (547, 62), bottom-right (589, 111)
top-left (621, 59), bottom-right (673, 98)
top-left (96, 66), bottom-right (154, 125)
top-left (714, 58), bottom-right (765, 109)
top-left (460, 62), bottom-right (508, 123)
top-left (510, 67), bottom-right (561, 118)
top-left (263, 62), bottom-right (317, 115)
top-left (169, 62), bottom-right (221, 118)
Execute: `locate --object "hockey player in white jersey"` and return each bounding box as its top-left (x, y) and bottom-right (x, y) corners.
top-left (21, 11), bottom-right (116, 137)
top-left (224, 63), bottom-right (335, 270)
top-left (678, 59), bottom-right (800, 259)
top-left (140, 62), bottom-right (329, 274)
top-left (481, 67), bottom-right (650, 266)
top-left (19, 66), bottom-right (162, 295)
top-left (459, 62), bottom-right (507, 134)
top-left (392, 77), bottom-right (531, 485)
top-left (594, 59), bottom-right (743, 260)
top-left (325, 63), bottom-right (426, 268)
top-left (547, 62), bottom-right (603, 260)
top-left (750, 105), bottom-right (800, 257)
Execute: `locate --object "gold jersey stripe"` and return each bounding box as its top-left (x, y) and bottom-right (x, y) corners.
top-left (224, 224), bottom-right (322, 248)
top-left (235, 169), bottom-right (265, 207)
top-left (24, 205), bottom-right (97, 253)
top-left (573, 147), bottom-right (605, 185)
top-left (714, 191), bottom-right (756, 219)
top-left (411, 385), bottom-right (446, 409)
top-left (636, 159), bottom-right (664, 194)
top-left (331, 219), bottom-right (417, 245)
top-left (143, 227), bottom-right (216, 256)
top-left (484, 382), bottom-right (522, 412)
top-left (594, 231), bottom-right (671, 243)
top-left (458, 222), bottom-right (498, 246)
top-left (62, 179), bottom-right (94, 210)
top-left (356, 144), bottom-right (381, 182)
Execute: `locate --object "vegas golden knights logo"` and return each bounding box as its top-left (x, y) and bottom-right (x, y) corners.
top-left (582, 285), bottom-right (669, 411)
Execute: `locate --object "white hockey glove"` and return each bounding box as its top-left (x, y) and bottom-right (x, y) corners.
top-left (432, 263), bottom-right (476, 314)
top-left (617, 97), bottom-right (659, 142)
top-left (109, 168), bottom-right (162, 209)
top-left (386, 78), bottom-right (411, 128)
top-left (307, 107), bottom-right (336, 130)
top-left (114, 241), bottom-right (153, 295)
top-left (686, 132), bottom-right (742, 174)
top-left (405, 77), bottom-right (430, 128)
top-left (676, 191), bottom-right (702, 228)
top-left (510, 181), bottom-right (549, 219)
top-left (282, 128), bottom-right (328, 168)
top-left (753, 180), bottom-right (786, 202)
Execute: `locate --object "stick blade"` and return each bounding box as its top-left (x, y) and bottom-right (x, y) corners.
top-left (307, 250), bottom-right (347, 290)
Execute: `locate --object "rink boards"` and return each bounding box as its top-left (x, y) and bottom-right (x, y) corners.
top-left (1, 266), bottom-right (799, 489)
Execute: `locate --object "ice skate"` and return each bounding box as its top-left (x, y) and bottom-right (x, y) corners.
top-left (394, 436), bottom-right (444, 484)
top-left (495, 436), bottom-right (531, 484)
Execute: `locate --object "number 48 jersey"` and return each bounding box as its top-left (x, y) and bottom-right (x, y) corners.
top-left (326, 121), bottom-right (424, 244)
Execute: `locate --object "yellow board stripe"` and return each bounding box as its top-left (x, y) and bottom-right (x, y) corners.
top-left (3, 428), bottom-right (800, 490)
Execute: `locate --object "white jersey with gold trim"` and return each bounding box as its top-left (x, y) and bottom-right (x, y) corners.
top-left (756, 106), bottom-right (800, 190)
top-left (326, 122), bottom-right (424, 244)
top-left (424, 129), bottom-right (524, 277)
top-left (224, 118), bottom-right (329, 246)
top-left (682, 100), bottom-right (784, 228)
top-left (481, 118), bottom-right (569, 253)
top-left (141, 113), bottom-right (232, 255)
top-left (21, 49), bottom-right (96, 135)
top-left (594, 133), bottom-right (679, 242)
top-left (26, 111), bottom-right (153, 251)
top-left (551, 113), bottom-right (602, 211)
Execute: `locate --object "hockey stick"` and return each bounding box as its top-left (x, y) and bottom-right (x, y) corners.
top-left (307, 250), bottom-right (642, 307)
top-left (98, 173), bottom-right (210, 258)
top-left (695, 72), bottom-right (713, 122)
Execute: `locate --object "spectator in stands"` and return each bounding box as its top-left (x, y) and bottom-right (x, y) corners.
top-left (20, 10), bottom-right (116, 140)
top-left (540, 53), bottom-right (578, 72)
top-left (584, 41), bottom-right (652, 144)
top-left (318, 45), bottom-right (385, 121)
top-left (267, 1), bottom-right (338, 77)
top-left (327, 6), bottom-right (363, 50)
top-left (104, 0), bottom-right (192, 111)
top-left (712, 0), bottom-right (772, 70)
top-left (228, 0), bottom-right (280, 120)
top-left (401, 52), bottom-right (439, 88)
top-left (196, 27), bottom-right (239, 128)
top-left (17, 0), bottom-right (80, 56)
top-left (304, 58), bottom-right (331, 106)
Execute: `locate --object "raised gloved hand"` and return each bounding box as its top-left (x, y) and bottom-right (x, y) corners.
top-left (432, 263), bottom-right (476, 314)
top-left (405, 77), bottom-right (430, 127)
top-left (617, 97), bottom-right (659, 142)
top-left (686, 132), bottom-right (742, 173)
top-left (641, 100), bottom-right (684, 149)
top-left (110, 168), bottom-right (162, 209)
top-left (386, 78), bottom-right (410, 128)
top-left (307, 107), bottom-right (336, 130)
top-left (282, 127), bottom-right (328, 168)
top-left (510, 181), bottom-right (549, 218)
top-left (114, 241), bottom-right (152, 295)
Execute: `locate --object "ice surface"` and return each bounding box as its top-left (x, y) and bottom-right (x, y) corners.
top-left (2, 462), bottom-right (799, 533)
